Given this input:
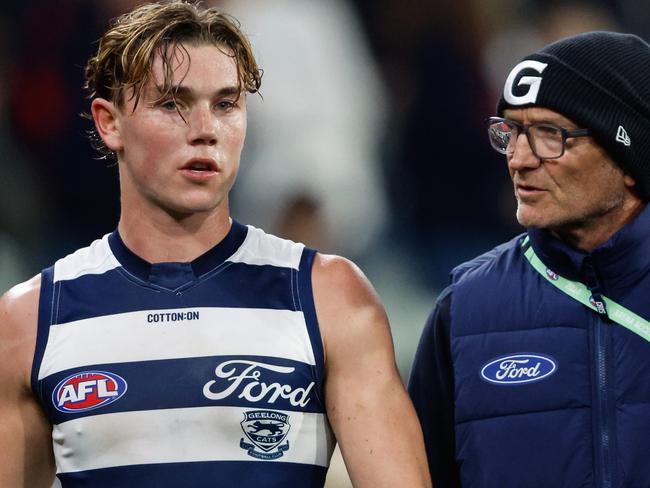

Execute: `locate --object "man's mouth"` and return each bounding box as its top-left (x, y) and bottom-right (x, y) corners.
top-left (516, 183), bottom-right (546, 199)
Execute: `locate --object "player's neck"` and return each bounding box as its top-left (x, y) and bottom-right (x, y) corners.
top-left (117, 204), bottom-right (232, 264)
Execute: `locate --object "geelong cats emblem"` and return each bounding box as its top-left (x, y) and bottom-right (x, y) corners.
top-left (240, 410), bottom-right (291, 460)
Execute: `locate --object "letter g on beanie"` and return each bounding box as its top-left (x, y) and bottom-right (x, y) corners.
top-left (497, 31), bottom-right (650, 200)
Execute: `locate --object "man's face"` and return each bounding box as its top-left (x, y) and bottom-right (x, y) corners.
top-left (503, 106), bottom-right (636, 234)
top-left (111, 43), bottom-right (247, 217)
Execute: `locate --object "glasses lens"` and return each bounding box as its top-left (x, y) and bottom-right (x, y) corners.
top-left (488, 120), bottom-right (515, 154)
top-left (529, 124), bottom-right (564, 158)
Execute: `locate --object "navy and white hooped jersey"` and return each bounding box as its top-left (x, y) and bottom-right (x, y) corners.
top-left (32, 221), bottom-right (335, 488)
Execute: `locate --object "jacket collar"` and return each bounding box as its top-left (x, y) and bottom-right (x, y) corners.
top-left (527, 203), bottom-right (650, 291)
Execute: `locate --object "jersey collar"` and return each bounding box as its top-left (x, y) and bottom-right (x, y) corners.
top-left (107, 220), bottom-right (248, 289)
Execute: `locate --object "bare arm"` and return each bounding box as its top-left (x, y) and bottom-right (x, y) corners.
top-left (0, 276), bottom-right (55, 487)
top-left (313, 254), bottom-right (431, 487)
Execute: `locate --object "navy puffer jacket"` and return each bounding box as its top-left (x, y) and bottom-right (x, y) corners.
top-left (409, 205), bottom-right (650, 488)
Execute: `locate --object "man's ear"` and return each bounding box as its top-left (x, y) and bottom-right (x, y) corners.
top-left (624, 173), bottom-right (637, 189)
top-left (91, 98), bottom-right (123, 152)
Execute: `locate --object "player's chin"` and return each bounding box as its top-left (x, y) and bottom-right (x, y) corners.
top-left (165, 193), bottom-right (226, 217)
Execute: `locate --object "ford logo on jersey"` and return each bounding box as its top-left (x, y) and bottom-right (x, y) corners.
top-left (480, 354), bottom-right (557, 385)
top-left (52, 371), bottom-right (128, 413)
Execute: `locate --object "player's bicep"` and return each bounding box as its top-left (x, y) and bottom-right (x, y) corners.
top-left (0, 279), bottom-right (55, 487)
top-left (312, 254), bottom-right (430, 487)
top-left (0, 389), bottom-right (55, 487)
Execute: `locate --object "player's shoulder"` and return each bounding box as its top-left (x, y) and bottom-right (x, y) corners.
top-left (312, 253), bottom-right (390, 364)
top-left (311, 253), bottom-right (388, 339)
top-left (51, 234), bottom-right (118, 282)
top-left (312, 253), bottom-right (375, 304)
top-left (0, 275), bottom-right (42, 385)
top-left (0, 274), bottom-right (41, 327)
top-left (0, 235), bottom-right (112, 345)
top-left (451, 233), bottom-right (526, 285)
top-left (230, 224), bottom-right (306, 270)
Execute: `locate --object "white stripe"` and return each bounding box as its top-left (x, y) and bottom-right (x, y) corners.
top-left (54, 235), bottom-right (120, 283)
top-left (53, 406), bottom-right (334, 473)
top-left (229, 226), bottom-right (304, 270)
top-left (39, 308), bottom-right (315, 379)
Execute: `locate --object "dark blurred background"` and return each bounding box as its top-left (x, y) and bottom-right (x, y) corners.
top-left (1, 0), bottom-right (648, 375)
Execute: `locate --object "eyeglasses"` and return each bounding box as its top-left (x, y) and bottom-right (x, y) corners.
top-left (486, 116), bottom-right (590, 159)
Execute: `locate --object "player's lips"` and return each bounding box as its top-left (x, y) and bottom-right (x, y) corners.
top-left (181, 158), bottom-right (219, 172)
top-left (180, 158), bottom-right (219, 180)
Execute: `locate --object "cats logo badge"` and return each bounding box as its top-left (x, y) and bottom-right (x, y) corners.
top-left (240, 410), bottom-right (291, 460)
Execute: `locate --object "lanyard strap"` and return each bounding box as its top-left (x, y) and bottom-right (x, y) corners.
top-left (521, 236), bottom-right (650, 343)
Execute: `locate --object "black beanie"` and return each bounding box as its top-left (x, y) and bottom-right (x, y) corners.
top-left (497, 31), bottom-right (650, 200)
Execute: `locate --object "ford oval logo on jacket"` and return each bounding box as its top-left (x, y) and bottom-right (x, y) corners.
top-left (52, 371), bottom-right (128, 413)
top-left (480, 354), bottom-right (558, 385)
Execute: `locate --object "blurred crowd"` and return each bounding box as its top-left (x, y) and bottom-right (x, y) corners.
top-left (1, 0), bottom-right (647, 356)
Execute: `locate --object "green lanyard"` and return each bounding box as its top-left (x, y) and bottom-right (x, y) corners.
top-left (521, 235), bottom-right (650, 343)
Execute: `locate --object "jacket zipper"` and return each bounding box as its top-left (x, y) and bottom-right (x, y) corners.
top-left (585, 255), bottom-right (612, 488)
top-left (595, 315), bottom-right (611, 488)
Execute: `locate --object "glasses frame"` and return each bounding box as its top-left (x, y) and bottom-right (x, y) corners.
top-left (486, 116), bottom-right (591, 159)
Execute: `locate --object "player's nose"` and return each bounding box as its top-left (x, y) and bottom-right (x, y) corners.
top-left (187, 104), bottom-right (218, 146)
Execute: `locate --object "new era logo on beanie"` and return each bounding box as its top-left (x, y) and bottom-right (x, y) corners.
top-left (616, 126), bottom-right (631, 146)
top-left (497, 31), bottom-right (650, 200)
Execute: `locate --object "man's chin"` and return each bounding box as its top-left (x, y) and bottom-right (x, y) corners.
top-left (515, 205), bottom-right (552, 229)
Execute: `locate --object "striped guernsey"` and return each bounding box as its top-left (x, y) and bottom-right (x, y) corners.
top-left (33, 221), bottom-right (334, 488)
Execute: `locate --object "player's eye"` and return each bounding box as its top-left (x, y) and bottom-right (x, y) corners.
top-left (161, 100), bottom-right (178, 111)
top-left (216, 100), bottom-right (236, 111)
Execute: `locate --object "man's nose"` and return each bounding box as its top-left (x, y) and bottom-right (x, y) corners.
top-left (507, 133), bottom-right (541, 171)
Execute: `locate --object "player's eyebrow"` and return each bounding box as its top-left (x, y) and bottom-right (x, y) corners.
top-left (156, 84), bottom-right (241, 98)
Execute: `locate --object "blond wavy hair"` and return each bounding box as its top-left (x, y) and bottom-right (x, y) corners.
top-left (84, 1), bottom-right (262, 154)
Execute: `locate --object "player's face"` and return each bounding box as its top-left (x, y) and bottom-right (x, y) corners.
top-left (503, 107), bottom-right (636, 234)
top-left (114, 43), bottom-right (246, 217)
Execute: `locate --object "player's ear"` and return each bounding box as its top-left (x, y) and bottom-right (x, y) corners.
top-left (91, 98), bottom-right (123, 152)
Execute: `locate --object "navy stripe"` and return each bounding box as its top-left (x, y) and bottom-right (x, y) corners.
top-left (57, 460), bottom-right (328, 488)
top-left (54, 262), bottom-right (296, 324)
top-left (297, 249), bottom-right (326, 404)
top-left (32, 266), bottom-right (55, 399)
top-left (43, 355), bottom-right (324, 424)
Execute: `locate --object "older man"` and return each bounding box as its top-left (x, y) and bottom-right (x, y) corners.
top-left (409, 31), bottom-right (650, 487)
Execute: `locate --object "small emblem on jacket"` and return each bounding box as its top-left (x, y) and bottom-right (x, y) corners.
top-left (240, 410), bottom-right (291, 460)
top-left (480, 354), bottom-right (557, 385)
top-left (52, 371), bottom-right (128, 413)
top-left (545, 268), bottom-right (559, 281)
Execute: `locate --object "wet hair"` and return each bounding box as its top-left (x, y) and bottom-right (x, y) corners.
top-left (84, 0), bottom-right (262, 155)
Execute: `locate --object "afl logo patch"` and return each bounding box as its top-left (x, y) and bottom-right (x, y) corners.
top-left (480, 354), bottom-right (557, 385)
top-left (52, 371), bottom-right (128, 413)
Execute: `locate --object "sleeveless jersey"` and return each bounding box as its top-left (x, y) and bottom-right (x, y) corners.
top-left (32, 221), bottom-right (335, 488)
